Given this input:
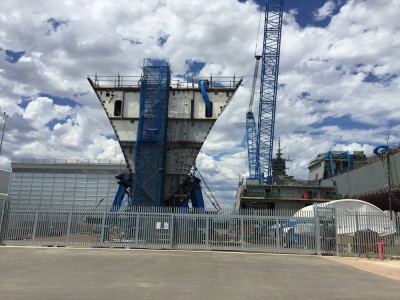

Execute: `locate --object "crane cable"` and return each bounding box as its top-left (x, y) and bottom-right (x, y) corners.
top-left (93, 181), bottom-right (115, 212)
top-left (254, 7), bottom-right (263, 56)
top-left (194, 167), bottom-right (222, 212)
top-left (249, 8), bottom-right (263, 113)
top-left (248, 57), bottom-right (261, 113)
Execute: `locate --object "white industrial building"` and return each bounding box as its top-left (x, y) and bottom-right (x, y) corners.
top-left (0, 168), bottom-right (11, 203)
top-left (8, 159), bottom-right (126, 207)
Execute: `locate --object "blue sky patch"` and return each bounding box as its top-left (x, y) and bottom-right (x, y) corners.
top-left (146, 58), bottom-right (169, 67)
top-left (46, 118), bottom-right (68, 130)
top-left (186, 60), bottom-right (206, 76)
top-left (299, 91), bottom-right (310, 99)
top-left (363, 72), bottom-right (380, 83)
top-left (5, 49), bottom-right (25, 63)
top-left (292, 129), bottom-right (307, 135)
top-left (315, 99), bottom-right (330, 104)
top-left (47, 18), bottom-right (68, 32)
top-left (18, 93), bottom-right (79, 110)
top-left (157, 34), bottom-right (170, 47)
top-left (39, 93), bottom-right (79, 107)
top-left (252, 0), bottom-right (344, 28)
top-left (310, 115), bottom-right (375, 130)
top-left (18, 96), bottom-right (32, 109)
top-left (103, 134), bottom-right (117, 141)
top-left (363, 72), bottom-right (398, 86)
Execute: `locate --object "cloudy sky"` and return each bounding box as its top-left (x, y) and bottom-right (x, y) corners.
top-left (0, 0), bottom-right (399, 207)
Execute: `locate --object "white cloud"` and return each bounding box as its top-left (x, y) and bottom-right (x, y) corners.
top-left (314, 0), bottom-right (337, 21)
top-left (23, 97), bottom-right (73, 126)
top-left (0, 0), bottom-right (399, 207)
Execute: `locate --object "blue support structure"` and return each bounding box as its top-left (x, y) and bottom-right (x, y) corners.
top-left (111, 171), bottom-right (131, 211)
top-left (132, 65), bottom-right (170, 206)
top-left (111, 184), bottom-right (127, 212)
top-left (256, 0), bottom-right (284, 182)
top-left (199, 80), bottom-right (213, 117)
top-left (326, 150), bottom-right (335, 176)
top-left (190, 183), bottom-right (205, 208)
top-left (374, 145), bottom-right (389, 159)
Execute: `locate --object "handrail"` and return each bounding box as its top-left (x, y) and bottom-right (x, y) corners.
top-left (88, 74), bottom-right (243, 89)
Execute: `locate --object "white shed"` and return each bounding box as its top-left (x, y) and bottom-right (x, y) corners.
top-left (292, 199), bottom-right (396, 235)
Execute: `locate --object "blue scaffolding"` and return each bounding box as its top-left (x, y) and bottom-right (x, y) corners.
top-left (132, 66), bottom-right (170, 206)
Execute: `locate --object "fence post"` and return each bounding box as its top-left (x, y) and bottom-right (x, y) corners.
top-left (205, 215), bottom-right (209, 250)
top-left (314, 204), bottom-right (321, 256)
top-left (100, 211), bottom-right (106, 244)
top-left (335, 211), bottom-right (339, 256)
top-left (275, 216), bottom-right (280, 252)
top-left (240, 216), bottom-right (244, 250)
top-left (32, 211), bottom-right (39, 242)
top-left (355, 212), bottom-right (360, 257)
top-left (170, 213), bottom-right (174, 249)
top-left (0, 200), bottom-right (7, 244)
top-left (66, 211), bottom-right (72, 245)
top-left (135, 213), bottom-right (140, 247)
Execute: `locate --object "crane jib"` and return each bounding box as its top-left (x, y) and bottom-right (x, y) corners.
top-left (246, 0), bottom-right (284, 183)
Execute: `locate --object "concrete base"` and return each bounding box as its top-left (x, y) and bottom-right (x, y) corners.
top-left (0, 247), bottom-right (399, 300)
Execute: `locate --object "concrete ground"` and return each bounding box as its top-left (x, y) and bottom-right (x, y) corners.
top-left (323, 255), bottom-right (400, 281)
top-left (0, 246), bottom-right (399, 300)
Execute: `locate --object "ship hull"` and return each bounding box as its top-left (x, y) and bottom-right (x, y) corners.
top-left (331, 146), bottom-right (400, 212)
top-left (88, 73), bottom-right (241, 205)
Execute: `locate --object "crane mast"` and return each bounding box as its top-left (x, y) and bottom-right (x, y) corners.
top-left (247, 0), bottom-right (284, 182)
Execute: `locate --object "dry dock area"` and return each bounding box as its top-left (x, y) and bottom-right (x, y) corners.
top-left (0, 247), bottom-right (399, 300)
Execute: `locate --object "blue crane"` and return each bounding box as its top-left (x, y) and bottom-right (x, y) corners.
top-left (246, 0), bottom-right (284, 182)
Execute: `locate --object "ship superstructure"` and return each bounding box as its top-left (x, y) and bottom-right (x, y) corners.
top-left (235, 144), bottom-right (341, 210)
top-left (88, 65), bottom-right (242, 207)
top-left (308, 150), bottom-right (367, 180)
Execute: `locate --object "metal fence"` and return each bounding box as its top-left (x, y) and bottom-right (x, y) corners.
top-left (1, 203), bottom-right (399, 259)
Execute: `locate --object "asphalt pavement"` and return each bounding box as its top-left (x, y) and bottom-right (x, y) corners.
top-left (0, 246), bottom-right (399, 300)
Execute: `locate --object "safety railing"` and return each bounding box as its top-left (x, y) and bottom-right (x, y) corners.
top-left (1, 203), bottom-right (399, 259)
top-left (11, 158), bottom-right (126, 166)
top-left (88, 74), bottom-right (242, 90)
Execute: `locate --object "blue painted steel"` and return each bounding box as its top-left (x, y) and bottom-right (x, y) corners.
top-left (340, 150), bottom-right (351, 171)
top-left (326, 150), bottom-right (352, 176)
top-left (256, 0), bottom-right (284, 182)
top-left (111, 171), bottom-right (131, 211)
top-left (199, 80), bottom-right (213, 117)
top-left (132, 66), bottom-right (170, 206)
top-left (246, 112), bottom-right (258, 178)
top-left (374, 145), bottom-right (389, 159)
top-left (326, 151), bottom-right (335, 176)
top-left (190, 183), bottom-right (205, 208)
top-left (111, 184), bottom-right (126, 212)
top-left (180, 200), bottom-right (190, 208)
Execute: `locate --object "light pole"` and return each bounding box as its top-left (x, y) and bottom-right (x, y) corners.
top-left (385, 137), bottom-right (393, 219)
top-left (0, 112), bottom-right (9, 155)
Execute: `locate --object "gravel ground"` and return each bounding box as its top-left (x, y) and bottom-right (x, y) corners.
top-left (322, 256), bottom-right (400, 281)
